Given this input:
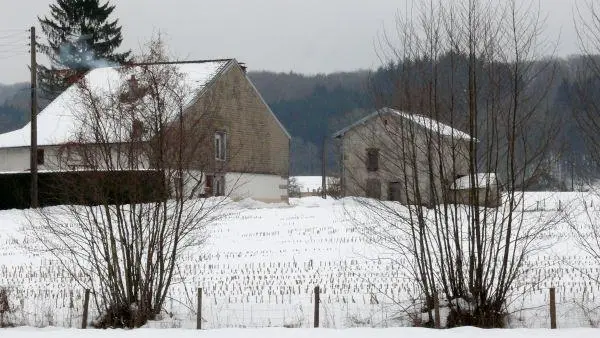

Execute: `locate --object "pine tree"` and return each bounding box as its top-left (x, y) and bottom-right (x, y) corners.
top-left (38, 0), bottom-right (131, 99)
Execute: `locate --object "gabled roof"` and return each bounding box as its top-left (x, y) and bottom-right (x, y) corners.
top-left (332, 107), bottom-right (473, 141)
top-left (0, 58), bottom-right (290, 147)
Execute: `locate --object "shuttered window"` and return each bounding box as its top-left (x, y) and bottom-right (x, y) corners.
top-left (37, 149), bottom-right (45, 165)
top-left (215, 131), bottom-right (227, 161)
top-left (366, 148), bottom-right (379, 171)
top-left (366, 179), bottom-right (381, 199)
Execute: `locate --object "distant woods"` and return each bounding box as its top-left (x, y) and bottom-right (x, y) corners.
top-left (0, 56), bottom-right (599, 183)
top-left (0, 104), bottom-right (26, 134)
top-left (249, 71), bottom-right (372, 176)
top-left (249, 55), bottom-right (600, 185)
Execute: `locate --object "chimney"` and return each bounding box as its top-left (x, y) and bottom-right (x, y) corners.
top-left (239, 62), bottom-right (247, 73)
top-left (128, 75), bottom-right (139, 92)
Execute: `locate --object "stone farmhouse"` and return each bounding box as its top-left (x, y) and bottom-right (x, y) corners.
top-left (0, 59), bottom-right (290, 203)
top-left (333, 107), bottom-right (500, 206)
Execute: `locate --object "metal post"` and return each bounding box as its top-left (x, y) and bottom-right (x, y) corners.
top-left (197, 288), bottom-right (202, 329)
top-left (81, 289), bottom-right (90, 329)
top-left (550, 287), bottom-right (557, 329)
top-left (314, 286), bottom-right (320, 328)
top-left (321, 138), bottom-right (326, 199)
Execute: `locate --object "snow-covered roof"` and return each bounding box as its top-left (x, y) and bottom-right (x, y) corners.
top-left (0, 60), bottom-right (231, 148)
top-left (332, 107), bottom-right (473, 141)
top-left (451, 173), bottom-right (498, 190)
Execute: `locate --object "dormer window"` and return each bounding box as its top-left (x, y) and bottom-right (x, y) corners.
top-left (120, 74), bottom-right (147, 103)
top-left (131, 119), bottom-right (145, 141)
top-left (127, 75), bottom-right (139, 92)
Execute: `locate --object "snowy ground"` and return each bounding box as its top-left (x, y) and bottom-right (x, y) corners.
top-left (2, 327), bottom-right (600, 338)
top-left (292, 176), bottom-right (328, 193)
top-left (1, 192), bottom-right (600, 329)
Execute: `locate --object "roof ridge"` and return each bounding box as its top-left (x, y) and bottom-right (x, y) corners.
top-left (124, 59), bottom-right (233, 67)
top-left (333, 107), bottom-right (474, 140)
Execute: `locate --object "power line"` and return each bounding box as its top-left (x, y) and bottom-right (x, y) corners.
top-left (0, 52), bottom-right (28, 60)
top-left (0, 28), bottom-right (28, 33)
top-left (0, 31), bottom-right (28, 39)
top-left (0, 46), bottom-right (28, 53)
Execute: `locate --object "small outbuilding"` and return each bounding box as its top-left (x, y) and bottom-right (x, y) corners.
top-left (448, 173), bottom-right (501, 207)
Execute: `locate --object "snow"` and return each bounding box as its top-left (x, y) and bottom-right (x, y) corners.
top-left (333, 108), bottom-right (473, 140)
top-left (0, 61), bottom-right (229, 148)
top-left (452, 173), bottom-right (498, 189)
top-left (0, 192), bottom-right (599, 329)
top-left (292, 176), bottom-right (333, 193)
top-left (2, 327), bottom-right (600, 338)
top-left (390, 108), bottom-right (473, 140)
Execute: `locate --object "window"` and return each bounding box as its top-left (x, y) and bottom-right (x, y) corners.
top-left (205, 175), bottom-right (225, 197)
top-left (366, 148), bottom-right (379, 171)
top-left (204, 175), bottom-right (213, 196)
top-left (37, 148), bottom-right (45, 165)
top-left (388, 182), bottom-right (401, 201)
top-left (366, 178), bottom-right (381, 199)
top-left (215, 131), bottom-right (227, 161)
top-left (131, 119), bottom-right (145, 141)
top-left (214, 175), bottom-right (225, 196)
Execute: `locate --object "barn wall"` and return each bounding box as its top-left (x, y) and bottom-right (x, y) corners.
top-left (340, 113), bottom-right (471, 205)
top-left (225, 172), bottom-right (288, 203)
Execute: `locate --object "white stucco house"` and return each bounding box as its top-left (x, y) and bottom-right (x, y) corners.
top-left (0, 59), bottom-right (290, 203)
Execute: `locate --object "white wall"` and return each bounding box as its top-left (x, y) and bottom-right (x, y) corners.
top-left (225, 173), bottom-right (288, 203)
top-left (0, 146), bottom-right (62, 172)
top-left (0, 147), bottom-right (289, 203)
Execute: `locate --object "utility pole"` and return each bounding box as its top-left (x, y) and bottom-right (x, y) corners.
top-left (321, 137), bottom-right (326, 199)
top-left (30, 26), bottom-right (38, 208)
top-left (571, 160), bottom-right (575, 191)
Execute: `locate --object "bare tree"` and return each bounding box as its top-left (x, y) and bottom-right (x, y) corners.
top-left (28, 39), bottom-right (233, 328)
top-left (574, 0), bottom-right (600, 168)
top-left (566, 0), bottom-right (600, 289)
top-left (344, 0), bottom-right (560, 327)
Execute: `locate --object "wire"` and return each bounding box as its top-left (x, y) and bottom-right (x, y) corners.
top-left (0, 31), bottom-right (27, 39)
top-left (0, 28), bottom-right (27, 32)
top-left (0, 47), bottom-right (27, 54)
top-left (0, 52), bottom-right (28, 60)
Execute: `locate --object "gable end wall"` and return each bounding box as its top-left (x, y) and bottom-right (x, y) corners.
top-left (188, 62), bottom-right (290, 177)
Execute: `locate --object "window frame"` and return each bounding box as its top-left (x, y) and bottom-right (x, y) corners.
top-left (214, 175), bottom-right (225, 196)
top-left (215, 131), bottom-right (227, 161)
top-left (366, 148), bottom-right (379, 172)
top-left (37, 148), bottom-right (45, 165)
top-left (366, 178), bottom-right (381, 199)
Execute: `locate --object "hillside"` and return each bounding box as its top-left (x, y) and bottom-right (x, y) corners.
top-left (0, 56), bottom-right (597, 182)
top-left (0, 83), bottom-right (30, 133)
top-left (248, 71), bottom-right (373, 175)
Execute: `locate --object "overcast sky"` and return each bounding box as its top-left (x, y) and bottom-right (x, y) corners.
top-left (0, 0), bottom-right (584, 84)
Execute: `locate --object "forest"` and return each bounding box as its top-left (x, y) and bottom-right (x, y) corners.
top-left (0, 54), bottom-right (596, 186)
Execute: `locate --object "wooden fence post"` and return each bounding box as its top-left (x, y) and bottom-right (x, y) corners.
top-left (81, 289), bottom-right (90, 329)
top-left (314, 286), bottom-right (320, 328)
top-left (433, 293), bottom-right (441, 329)
top-left (197, 288), bottom-right (202, 330)
top-left (550, 287), bottom-right (557, 329)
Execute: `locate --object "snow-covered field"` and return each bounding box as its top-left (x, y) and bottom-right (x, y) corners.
top-left (1, 192), bottom-right (599, 329)
top-left (293, 176), bottom-right (326, 193)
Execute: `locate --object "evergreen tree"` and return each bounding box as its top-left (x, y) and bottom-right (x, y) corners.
top-left (38, 0), bottom-right (131, 99)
